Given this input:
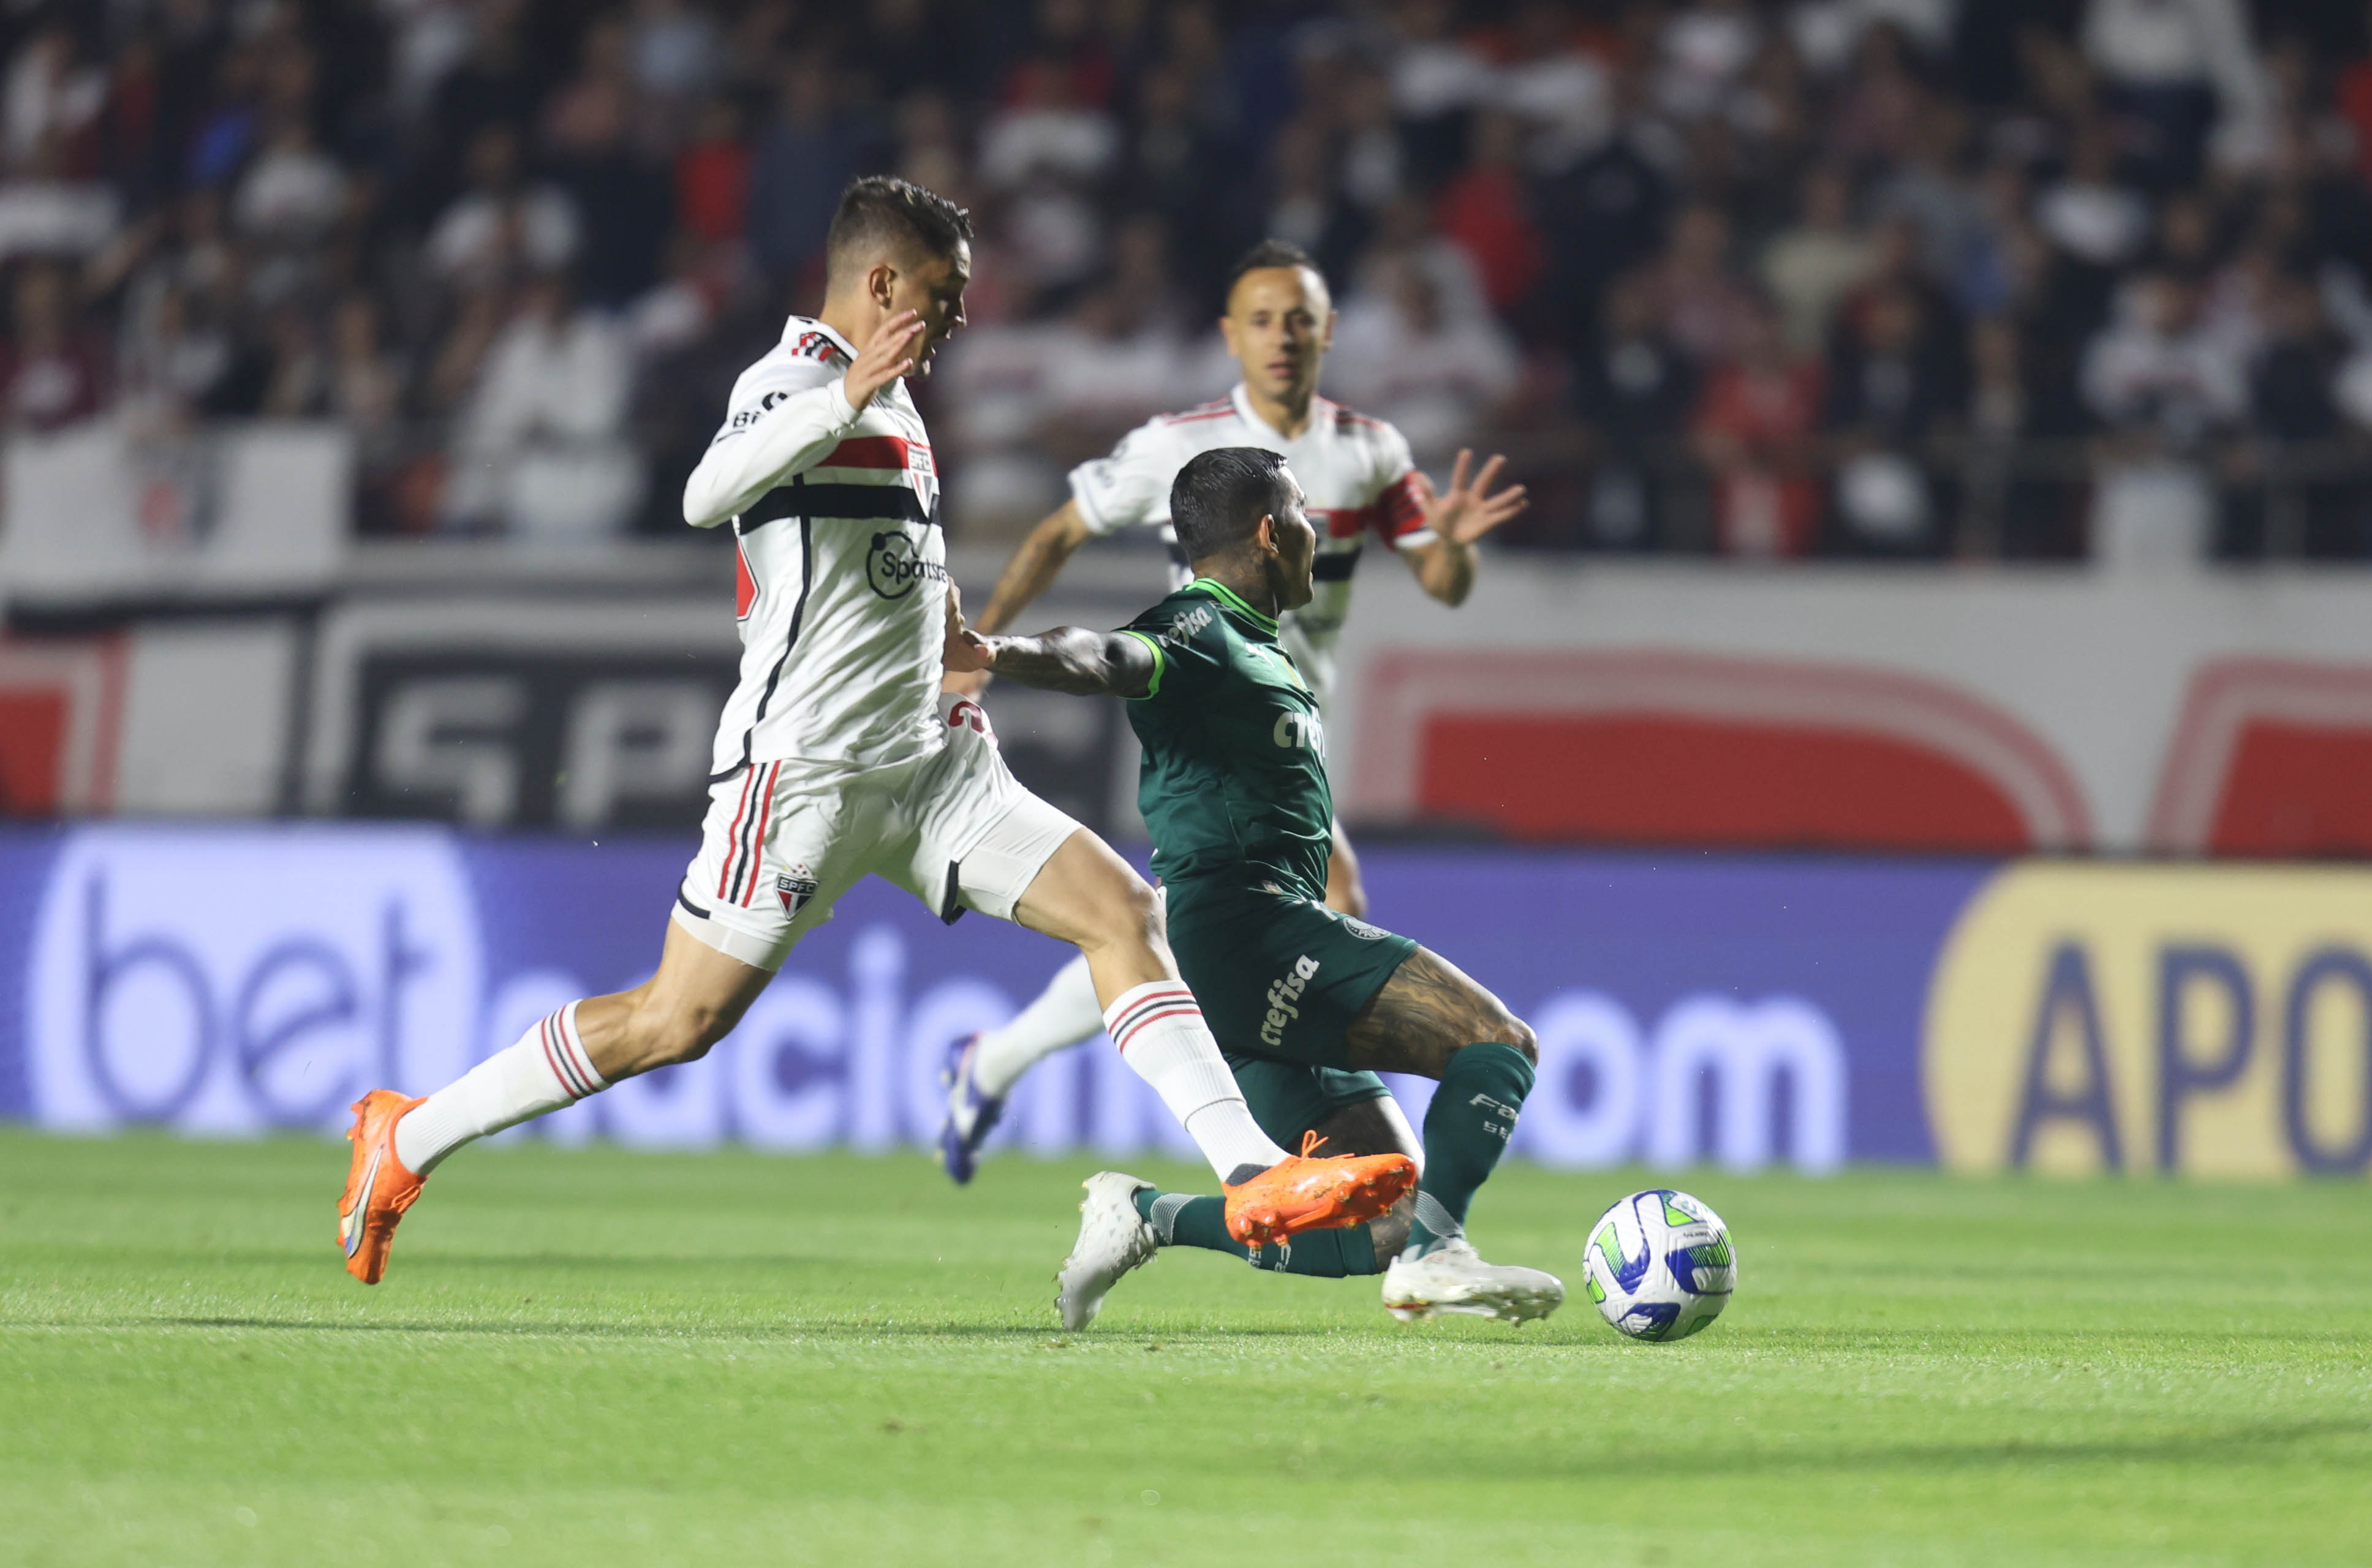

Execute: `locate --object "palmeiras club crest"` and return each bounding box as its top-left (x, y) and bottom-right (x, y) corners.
top-left (776, 864), bottom-right (820, 915)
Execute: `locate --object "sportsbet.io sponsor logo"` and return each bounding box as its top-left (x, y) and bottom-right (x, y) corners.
top-left (1923, 865), bottom-right (2372, 1177)
top-left (866, 530), bottom-right (949, 600)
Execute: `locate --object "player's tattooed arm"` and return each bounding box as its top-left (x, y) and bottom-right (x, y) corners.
top-left (943, 500), bottom-right (1095, 697)
top-left (943, 622), bottom-right (1155, 699)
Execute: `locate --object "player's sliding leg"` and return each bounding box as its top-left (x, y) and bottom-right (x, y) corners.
top-left (1057, 1093), bottom-right (1420, 1329)
top-left (339, 921), bottom-right (772, 1283)
top-left (1345, 946), bottom-right (1562, 1323)
top-left (938, 949), bottom-right (1101, 1182)
top-left (1011, 832), bottom-right (1280, 1178)
top-left (942, 824), bottom-right (1364, 1186)
top-left (1009, 829), bottom-right (1414, 1243)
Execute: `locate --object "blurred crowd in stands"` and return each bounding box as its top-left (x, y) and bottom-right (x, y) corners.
top-left (9, 0), bottom-right (2372, 559)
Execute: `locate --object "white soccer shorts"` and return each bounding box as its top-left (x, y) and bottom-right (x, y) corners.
top-left (672, 695), bottom-right (1081, 970)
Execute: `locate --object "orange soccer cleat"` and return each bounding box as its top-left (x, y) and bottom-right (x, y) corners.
top-left (338, 1089), bottom-right (428, 1284)
top-left (1223, 1131), bottom-right (1418, 1248)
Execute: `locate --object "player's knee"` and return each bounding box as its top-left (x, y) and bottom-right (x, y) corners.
top-left (1097, 873), bottom-right (1164, 948)
top-left (1493, 1012), bottom-right (1539, 1066)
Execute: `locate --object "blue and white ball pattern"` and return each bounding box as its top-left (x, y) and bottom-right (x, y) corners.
top-left (1584, 1189), bottom-right (1736, 1341)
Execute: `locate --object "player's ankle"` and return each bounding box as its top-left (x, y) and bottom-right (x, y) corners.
top-left (1402, 1193), bottom-right (1466, 1259)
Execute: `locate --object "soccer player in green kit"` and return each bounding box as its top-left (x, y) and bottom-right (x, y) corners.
top-left (945, 447), bottom-right (1563, 1327)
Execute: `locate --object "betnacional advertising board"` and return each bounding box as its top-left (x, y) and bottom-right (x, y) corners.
top-left (0, 825), bottom-right (2365, 1178)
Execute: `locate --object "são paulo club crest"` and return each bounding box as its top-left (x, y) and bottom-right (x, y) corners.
top-left (776, 864), bottom-right (820, 916)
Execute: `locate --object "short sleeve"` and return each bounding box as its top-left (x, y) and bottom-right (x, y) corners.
top-left (1070, 418), bottom-right (1179, 537)
top-left (1120, 599), bottom-right (1226, 702)
top-left (1365, 420), bottom-right (1433, 551)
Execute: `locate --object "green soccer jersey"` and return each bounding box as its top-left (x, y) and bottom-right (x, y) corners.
top-left (1120, 578), bottom-right (1332, 901)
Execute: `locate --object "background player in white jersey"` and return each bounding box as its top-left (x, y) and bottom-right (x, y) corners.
top-left (335, 183), bottom-right (1413, 1285)
top-left (936, 239), bottom-right (1528, 1185)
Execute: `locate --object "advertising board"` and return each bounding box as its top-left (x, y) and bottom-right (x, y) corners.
top-left (13, 562), bottom-right (2372, 855)
top-left (0, 826), bottom-right (2364, 1178)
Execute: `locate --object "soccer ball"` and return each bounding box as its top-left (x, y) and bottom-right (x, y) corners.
top-left (1583, 1189), bottom-right (1736, 1341)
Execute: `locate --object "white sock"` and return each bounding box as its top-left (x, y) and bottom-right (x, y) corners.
top-left (1103, 980), bottom-right (1290, 1182)
top-left (972, 952), bottom-right (1105, 1097)
top-left (394, 1002), bottom-right (608, 1174)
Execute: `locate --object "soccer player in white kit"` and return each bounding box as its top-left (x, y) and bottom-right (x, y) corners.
top-left (335, 184), bottom-right (1415, 1284)
top-left (937, 239), bottom-right (1528, 1186)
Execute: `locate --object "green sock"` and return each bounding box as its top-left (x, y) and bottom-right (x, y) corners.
top-left (1134, 1189), bottom-right (1245, 1256)
top-left (1130, 1189), bottom-right (1381, 1276)
top-left (1408, 1041), bottom-right (1535, 1257)
top-left (1252, 1225), bottom-right (1378, 1277)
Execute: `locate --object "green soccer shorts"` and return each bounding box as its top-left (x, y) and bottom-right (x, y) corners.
top-left (1163, 880), bottom-right (1419, 1072)
top-left (1222, 1053), bottom-right (1395, 1149)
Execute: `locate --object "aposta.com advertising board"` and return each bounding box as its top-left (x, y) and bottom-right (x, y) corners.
top-left (0, 826), bottom-right (2365, 1179)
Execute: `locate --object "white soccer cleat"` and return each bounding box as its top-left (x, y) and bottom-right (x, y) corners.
top-left (1381, 1237), bottom-right (1565, 1324)
top-left (1056, 1171), bottom-right (1159, 1331)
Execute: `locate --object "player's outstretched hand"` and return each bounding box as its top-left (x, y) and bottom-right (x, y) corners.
top-left (943, 630), bottom-right (996, 676)
top-left (1413, 448), bottom-right (1530, 545)
top-left (845, 309), bottom-right (926, 410)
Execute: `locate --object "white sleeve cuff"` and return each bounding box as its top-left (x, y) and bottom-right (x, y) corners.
top-left (1067, 472), bottom-right (1118, 535)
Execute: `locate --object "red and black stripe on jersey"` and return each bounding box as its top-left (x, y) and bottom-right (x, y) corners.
top-left (788, 330), bottom-right (848, 366)
top-left (714, 436), bottom-right (942, 780)
top-left (733, 437), bottom-right (938, 534)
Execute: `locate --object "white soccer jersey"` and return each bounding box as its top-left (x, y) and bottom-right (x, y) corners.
top-left (1068, 383), bottom-right (1431, 706)
top-left (683, 316), bottom-right (948, 783)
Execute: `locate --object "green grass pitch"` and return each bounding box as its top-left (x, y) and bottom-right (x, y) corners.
top-left (2, 1129), bottom-right (2368, 1567)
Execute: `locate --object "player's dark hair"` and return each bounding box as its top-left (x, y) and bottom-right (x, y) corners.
top-left (825, 176), bottom-right (973, 282)
top-left (1171, 447), bottom-right (1293, 562)
top-left (1225, 238), bottom-right (1324, 301)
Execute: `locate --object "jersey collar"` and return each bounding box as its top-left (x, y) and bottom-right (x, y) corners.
top-left (785, 315), bottom-right (859, 362)
top-left (1185, 576), bottom-right (1279, 635)
top-left (1231, 382), bottom-right (1323, 445)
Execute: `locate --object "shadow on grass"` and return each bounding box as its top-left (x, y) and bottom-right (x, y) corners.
top-left (1490, 1417), bottom-right (2372, 1482)
top-left (10, 1314), bottom-right (1371, 1344)
top-left (1739, 1325), bottom-right (2372, 1348)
